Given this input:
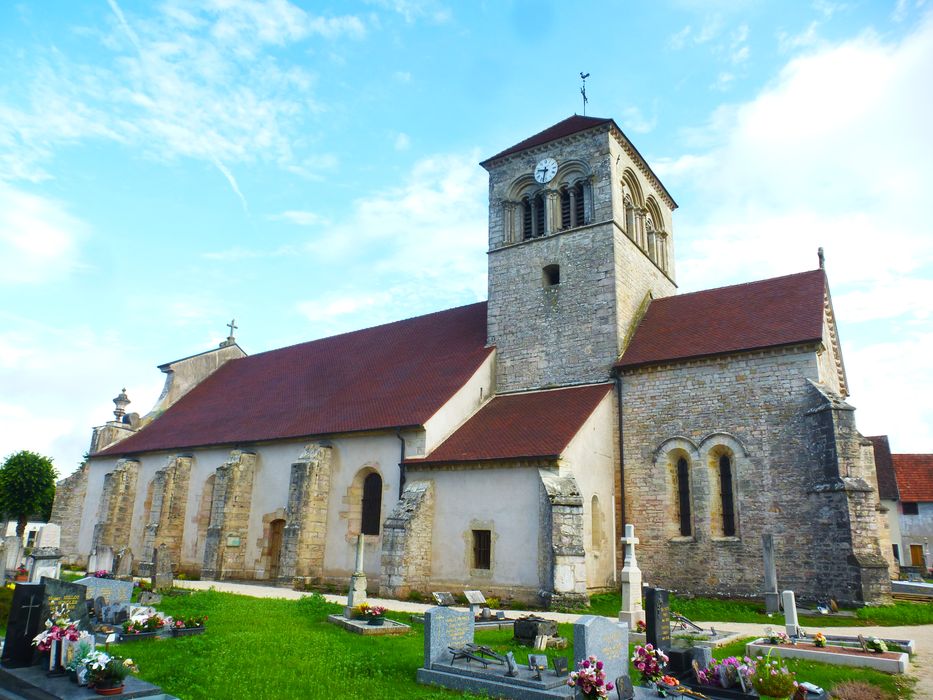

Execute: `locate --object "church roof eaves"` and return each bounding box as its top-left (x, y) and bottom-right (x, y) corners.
top-left (892, 453), bottom-right (933, 502)
top-left (157, 343), bottom-right (247, 371)
top-left (615, 269), bottom-right (827, 370)
top-left (405, 383), bottom-right (612, 466)
top-left (96, 302), bottom-right (493, 457)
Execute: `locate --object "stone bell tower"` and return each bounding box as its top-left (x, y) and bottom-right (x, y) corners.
top-left (481, 115), bottom-right (678, 393)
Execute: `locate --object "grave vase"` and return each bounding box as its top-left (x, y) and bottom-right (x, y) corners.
top-left (367, 615), bottom-right (385, 626)
top-left (94, 683), bottom-right (124, 696)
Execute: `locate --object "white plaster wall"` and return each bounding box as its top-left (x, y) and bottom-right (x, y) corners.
top-left (899, 501), bottom-right (933, 568)
top-left (882, 499), bottom-right (903, 564)
top-left (407, 466), bottom-right (543, 589)
top-left (422, 351), bottom-right (496, 455)
top-left (560, 392), bottom-right (618, 590)
top-left (77, 456), bottom-right (121, 555)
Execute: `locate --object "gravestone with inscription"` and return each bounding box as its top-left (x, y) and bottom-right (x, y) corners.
top-left (763, 534), bottom-right (780, 614)
top-left (40, 577), bottom-right (90, 630)
top-left (114, 548), bottom-right (134, 578)
top-left (644, 587), bottom-right (671, 651)
top-left (574, 615), bottom-right (629, 688)
top-left (422, 606), bottom-right (475, 667)
top-left (2, 535), bottom-right (24, 575)
top-left (1, 582), bottom-right (46, 667)
top-left (74, 576), bottom-right (134, 607)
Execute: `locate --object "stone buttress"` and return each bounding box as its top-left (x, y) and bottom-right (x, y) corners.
top-left (379, 481), bottom-right (434, 598)
top-left (140, 455), bottom-right (192, 576)
top-left (280, 443), bottom-right (333, 586)
top-left (539, 470), bottom-right (588, 607)
top-left (201, 451), bottom-right (257, 579)
top-left (92, 459), bottom-right (140, 554)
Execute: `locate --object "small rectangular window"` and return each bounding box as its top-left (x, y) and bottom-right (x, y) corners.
top-left (472, 529), bottom-right (491, 570)
top-left (903, 502), bottom-right (919, 515)
top-left (893, 544), bottom-right (900, 562)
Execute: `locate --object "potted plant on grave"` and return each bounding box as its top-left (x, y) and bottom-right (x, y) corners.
top-left (866, 637), bottom-right (887, 653)
top-left (121, 612), bottom-right (166, 639)
top-left (170, 613), bottom-right (208, 637)
top-left (14, 565), bottom-right (28, 582)
top-left (567, 655), bottom-right (615, 698)
top-left (813, 632), bottom-right (827, 648)
top-left (65, 639), bottom-right (94, 684)
top-left (84, 650), bottom-right (138, 696)
top-left (631, 643), bottom-right (669, 692)
top-left (354, 602), bottom-right (388, 626)
top-left (748, 653), bottom-right (796, 699)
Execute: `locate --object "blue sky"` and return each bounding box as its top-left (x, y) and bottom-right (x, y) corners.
top-left (1, 0), bottom-right (931, 476)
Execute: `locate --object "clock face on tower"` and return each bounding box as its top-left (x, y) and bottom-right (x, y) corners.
top-left (534, 157), bottom-right (558, 184)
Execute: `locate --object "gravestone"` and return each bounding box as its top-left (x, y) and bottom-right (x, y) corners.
top-left (618, 524), bottom-right (646, 629)
top-left (34, 524), bottom-right (60, 550)
top-left (617, 676), bottom-right (635, 700)
top-left (2, 535), bottom-right (23, 574)
top-left (152, 544), bottom-right (173, 592)
top-left (645, 587), bottom-right (671, 650)
top-left (102, 603), bottom-right (130, 625)
top-left (573, 615), bottom-right (630, 689)
top-left (73, 576), bottom-right (134, 607)
top-left (40, 577), bottom-right (90, 630)
top-left (1, 582), bottom-right (46, 667)
top-left (344, 534), bottom-right (367, 617)
top-left (783, 590), bottom-right (800, 638)
top-left (763, 534), bottom-right (780, 614)
top-left (513, 615), bottom-right (558, 645)
top-left (138, 591), bottom-right (162, 606)
top-left (464, 589), bottom-right (486, 618)
top-left (87, 545), bottom-right (114, 575)
top-left (26, 548), bottom-right (61, 583)
top-left (504, 651), bottom-right (518, 677)
top-left (114, 548), bottom-right (134, 578)
top-left (432, 591), bottom-right (456, 607)
top-left (422, 606), bottom-right (475, 667)
top-left (553, 656), bottom-right (569, 676)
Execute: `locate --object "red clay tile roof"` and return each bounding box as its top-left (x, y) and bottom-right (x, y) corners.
top-left (97, 303), bottom-right (493, 456)
top-left (869, 436), bottom-right (900, 500)
top-left (480, 115), bottom-right (612, 166)
top-left (893, 454), bottom-right (933, 502)
top-left (616, 270), bottom-right (827, 369)
top-left (406, 383), bottom-right (612, 465)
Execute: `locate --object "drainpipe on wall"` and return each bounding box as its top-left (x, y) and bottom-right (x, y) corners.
top-left (396, 429), bottom-right (406, 498)
top-left (613, 370), bottom-right (627, 538)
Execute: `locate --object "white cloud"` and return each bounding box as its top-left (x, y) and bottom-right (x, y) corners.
top-left (0, 183), bottom-right (86, 284)
top-left (270, 210), bottom-right (327, 226)
top-left (394, 132), bottom-right (411, 150)
top-left (619, 106), bottom-right (656, 134)
top-left (666, 14), bottom-right (933, 449)
top-left (668, 25), bottom-right (692, 50)
top-left (777, 21), bottom-right (822, 53)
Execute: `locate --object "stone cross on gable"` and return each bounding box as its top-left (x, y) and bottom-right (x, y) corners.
top-left (226, 319), bottom-right (238, 338)
top-left (621, 523), bottom-right (639, 570)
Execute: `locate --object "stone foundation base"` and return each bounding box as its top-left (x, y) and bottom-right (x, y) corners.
top-left (326, 614), bottom-right (410, 636)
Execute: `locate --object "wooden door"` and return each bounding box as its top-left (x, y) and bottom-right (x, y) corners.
top-left (910, 544), bottom-right (924, 567)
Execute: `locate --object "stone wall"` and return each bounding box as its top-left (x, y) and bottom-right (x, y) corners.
top-left (621, 347), bottom-right (890, 605)
top-left (141, 455), bottom-right (192, 573)
top-left (92, 459), bottom-right (140, 553)
top-left (539, 470), bottom-right (588, 608)
top-left (49, 464), bottom-right (88, 566)
top-left (281, 444), bottom-right (332, 585)
top-left (379, 480), bottom-right (434, 598)
top-left (202, 451), bottom-right (257, 580)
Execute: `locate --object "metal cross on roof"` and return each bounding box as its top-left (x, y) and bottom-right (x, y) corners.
top-left (226, 318), bottom-right (238, 338)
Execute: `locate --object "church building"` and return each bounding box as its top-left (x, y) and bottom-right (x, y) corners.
top-left (52, 116), bottom-right (893, 606)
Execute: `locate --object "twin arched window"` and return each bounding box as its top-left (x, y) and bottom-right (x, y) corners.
top-left (667, 448), bottom-right (737, 538)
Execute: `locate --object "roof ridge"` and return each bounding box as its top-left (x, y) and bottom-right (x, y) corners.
top-left (652, 269), bottom-right (825, 304)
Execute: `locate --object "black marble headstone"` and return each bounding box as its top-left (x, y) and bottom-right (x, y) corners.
top-left (644, 587), bottom-right (671, 651)
top-left (1, 582), bottom-right (46, 668)
top-left (39, 577), bottom-right (90, 630)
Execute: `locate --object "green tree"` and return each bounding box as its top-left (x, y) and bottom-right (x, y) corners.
top-left (0, 450), bottom-right (57, 537)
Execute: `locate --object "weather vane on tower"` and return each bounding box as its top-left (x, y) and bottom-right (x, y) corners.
top-left (580, 72), bottom-right (590, 115)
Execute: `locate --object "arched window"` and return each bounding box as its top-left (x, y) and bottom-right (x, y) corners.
top-left (719, 454), bottom-right (736, 536)
top-left (522, 197), bottom-right (533, 239)
top-left (624, 196), bottom-right (636, 241)
top-left (361, 472), bottom-right (382, 535)
top-left (676, 457), bottom-right (691, 537)
top-left (521, 193), bottom-right (546, 239)
top-left (560, 182), bottom-right (586, 229)
top-left (645, 216), bottom-right (657, 262)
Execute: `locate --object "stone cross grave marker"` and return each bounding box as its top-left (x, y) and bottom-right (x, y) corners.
top-left (618, 523), bottom-right (646, 628)
top-left (40, 577), bottom-right (90, 631)
top-left (74, 576), bottom-right (134, 607)
top-left (344, 533), bottom-right (367, 617)
top-left (782, 590), bottom-right (800, 638)
top-left (152, 544), bottom-right (173, 591)
top-left (1, 582), bottom-right (46, 667)
top-left (645, 587), bottom-right (671, 651)
top-left (432, 591), bottom-right (456, 606)
top-left (573, 615), bottom-right (630, 689)
top-left (762, 534), bottom-right (780, 614)
top-left (423, 606), bottom-right (475, 668)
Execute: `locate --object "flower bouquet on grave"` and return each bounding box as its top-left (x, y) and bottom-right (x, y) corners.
top-left (748, 652), bottom-right (796, 699)
top-left (122, 612), bottom-right (166, 637)
top-left (170, 613), bottom-right (208, 637)
top-left (355, 603), bottom-right (388, 625)
top-left (14, 565), bottom-right (28, 581)
top-left (567, 655), bottom-right (615, 699)
top-left (813, 632), bottom-right (827, 648)
top-left (764, 627), bottom-right (789, 645)
top-left (695, 656), bottom-right (754, 690)
top-left (84, 650), bottom-right (138, 696)
top-left (632, 643), bottom-right (669, 690)
top-left (32, 606), bottom-right (81, 675)
top-left (93, 570), bottom-right (114, 579)
top-left (636, 620), bottom-right (647, 634)
top-left (866, 637), bottom-right (887, 653)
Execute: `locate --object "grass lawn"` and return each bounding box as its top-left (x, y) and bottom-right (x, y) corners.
top-left (579, 592), bottom-right (933, 628)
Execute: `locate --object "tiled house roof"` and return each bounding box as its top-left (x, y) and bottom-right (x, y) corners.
top-left (892, 454), bottom-right (933, 502)
top-left (406, 383), bottom-right (612, 465)
top-left (868, 436), bottom-right (900, 501)
top-left (616, 270), bottom-right (827, 369)
top-left (98, 303), bottom-right (493, 456)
